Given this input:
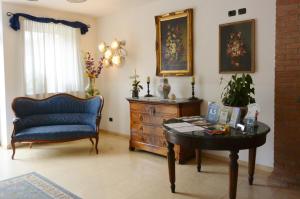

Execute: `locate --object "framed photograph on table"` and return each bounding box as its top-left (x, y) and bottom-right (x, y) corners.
top-left (155, 9), bottom-right (193, 76)
top-left (229, 107), bottom-right (241, 128)
top-left (219, 19), bottom-right (255, 73)
top-left (219, 106), bottom-right (231, 124)
top-left (206, 102), bottom-right (220, 124)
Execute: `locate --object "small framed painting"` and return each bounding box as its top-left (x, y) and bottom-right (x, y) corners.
top-left (155, 9), bottom-right (193, 76)
top-left (219, 19), bottom-right (255, 73)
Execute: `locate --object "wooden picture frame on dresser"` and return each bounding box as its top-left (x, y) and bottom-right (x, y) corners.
top-left (127, 98), bottom-right (202, 164)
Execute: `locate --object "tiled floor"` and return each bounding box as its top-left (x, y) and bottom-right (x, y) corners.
top-left (0, 132), bottom-right (299, 199)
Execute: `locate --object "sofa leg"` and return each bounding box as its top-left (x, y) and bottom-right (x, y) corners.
top-left (89, 138), bottom-right (94, 146)
top-left (95, 136), bottom-right (99, 154)
top-left (11, 140), bottom-right (16, 160)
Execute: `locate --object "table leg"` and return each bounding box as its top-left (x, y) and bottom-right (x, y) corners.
top-left (195, 149), bottom-right (202, 172)
top-left (167, 142), bottom-right (176, 193)
top-left (248, 148), bottom-right (256, 185)
top-left (229, 150), bottom-right (239, 199)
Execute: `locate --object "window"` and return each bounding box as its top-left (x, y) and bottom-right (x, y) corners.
top-left (23, 19), bottom-right (83, 95)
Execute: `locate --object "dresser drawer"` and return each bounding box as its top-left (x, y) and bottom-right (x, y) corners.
top-left (130, 102), bottom-right (178, 115)
top-left (131, 130), bottom-right (166, 148)
top-left (131, 123), bottom-right (164, 136)
top-left (130, 112), bottom-right (177, 125)
top-left (141, 134), bottom-right (167, 148)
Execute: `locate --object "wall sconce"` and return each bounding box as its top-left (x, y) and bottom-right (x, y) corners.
top-left (98, 39), bottom-right (126, 67)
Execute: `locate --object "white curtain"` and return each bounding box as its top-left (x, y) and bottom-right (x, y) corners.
top-left (22, 19), bottom-right (84, 95)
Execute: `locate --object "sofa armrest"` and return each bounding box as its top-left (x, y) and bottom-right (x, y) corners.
top-left (12, 117), bottom-right (21, 137)
top-left (13, 117), bottom-right (20, 123)
top-left (96, 114), bottom-right (102, 131)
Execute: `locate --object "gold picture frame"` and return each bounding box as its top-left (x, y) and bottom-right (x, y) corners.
top-left (219, 19), bottom-right (255, 73)
top-left (155, 9), bottom-right (193, 76)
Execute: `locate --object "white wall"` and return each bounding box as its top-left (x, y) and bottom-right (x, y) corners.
top-left (97, 0), bottom-right (275, 167)
top-left (0, 2), bottom-right (98, 147)
top-left (0, 2), bottom-right (7, 147)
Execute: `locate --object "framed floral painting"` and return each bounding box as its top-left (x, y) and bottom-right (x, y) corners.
top-left (155, 9), bottom-right (193, 76)
top-left (219, 19), bottom-right (255, 73)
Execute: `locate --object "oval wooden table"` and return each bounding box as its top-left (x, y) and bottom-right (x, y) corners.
top-left (163, 119), bottom-right (270, 199)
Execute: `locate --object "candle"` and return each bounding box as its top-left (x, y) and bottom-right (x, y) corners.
top-left (147, 76), bottom-right (150, 83)
top-left (192, 76), bottom-right (195, 84)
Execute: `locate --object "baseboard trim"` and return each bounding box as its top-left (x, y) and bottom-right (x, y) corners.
top-left (100, 129), bottom-right (130, 139)
top-left (202, 152), bottom-right (273, 173)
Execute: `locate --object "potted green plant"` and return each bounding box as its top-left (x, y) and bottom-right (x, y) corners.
top-left (130, 69), bottom-right (143, 98)
top-left (132, 79), bottom-right (143, 98)
top-left (221, 73), bottom-right (255, 120)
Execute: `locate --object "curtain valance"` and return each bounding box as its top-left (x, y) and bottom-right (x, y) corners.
top-left (9, 13), bottom-right (89, 35)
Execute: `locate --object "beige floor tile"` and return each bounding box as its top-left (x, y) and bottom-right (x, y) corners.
top-left (0, 132), bottom-right (299, 199)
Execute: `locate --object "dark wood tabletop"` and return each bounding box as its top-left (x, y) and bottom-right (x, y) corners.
top-left (163, 118), bottom-right (270, 199)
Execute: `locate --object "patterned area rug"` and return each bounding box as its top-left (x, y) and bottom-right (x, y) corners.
top-left (0, 172), bottom-right (81, 199)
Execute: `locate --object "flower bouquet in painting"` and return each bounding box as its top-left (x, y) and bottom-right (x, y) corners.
top-left (84, 52), bottom-right (103, 97)
top-left (226, 32), bottom-right (247, 67)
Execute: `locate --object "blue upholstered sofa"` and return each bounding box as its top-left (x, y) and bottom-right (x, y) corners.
top-left (11, 93), bottom-right (104, 159)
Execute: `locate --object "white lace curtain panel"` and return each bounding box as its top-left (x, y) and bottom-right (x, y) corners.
top-left (21, 19), bottom-right (84, 95)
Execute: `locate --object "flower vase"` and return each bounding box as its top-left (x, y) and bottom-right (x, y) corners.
top-left (85, 78), bottom-right (99, 97)
top-left (158, 78), bottom-right (171, 99)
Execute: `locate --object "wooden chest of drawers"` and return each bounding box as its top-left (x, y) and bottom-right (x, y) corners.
top-left (127, 98), bottom-right (202, 163)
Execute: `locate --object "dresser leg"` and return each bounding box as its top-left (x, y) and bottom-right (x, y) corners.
top-left (195, 149), bottom-right (202, 172)
top-left (248, 148), bottom-right (256, 185)
top-left (167, 142), bottom-right (176, 193)
top-left (129, 146), bottom-right (135, 151)
top-left (229, 150), bottom-right (239, 199)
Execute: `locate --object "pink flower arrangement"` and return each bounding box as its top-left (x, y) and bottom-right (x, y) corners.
top-left (84, 52), bottom-right (103, 78)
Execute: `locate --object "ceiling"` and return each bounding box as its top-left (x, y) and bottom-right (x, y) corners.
top-left (2, 0), bottom-right (159, 17)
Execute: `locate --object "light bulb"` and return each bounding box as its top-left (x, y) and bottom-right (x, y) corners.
top-left (98, 42), bottom-right (106, 53)
top-left (103, 59), bottom-right (110, 67)
top-left (112, 55), bottom-right (121, 66)
top-left (111, 39), bottom-right (119, 50)
top-left (104, 49), bottom-right (112, 59)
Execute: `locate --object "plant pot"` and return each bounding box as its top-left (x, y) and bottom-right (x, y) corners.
top-left (132, 90), bottom-right (139, 98)
top-left (225, 105), bottom-right (248, 123)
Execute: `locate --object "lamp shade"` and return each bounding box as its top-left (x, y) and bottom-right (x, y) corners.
top-left (111, 39), bottom-right (120, 50)
top-left (112, 55), bottom-right (121, 66)
top-left (103, 58), bottom-right (110, 67)
top-left (98, 42), bottom-right (106, 53)
top-left (104, 49), bottom-right (112, 59)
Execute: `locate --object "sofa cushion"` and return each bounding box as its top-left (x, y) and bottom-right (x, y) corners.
top-left (14, 125), bottom-right (96, 141)
top-left (14, 113), bottom-right (97, 132)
